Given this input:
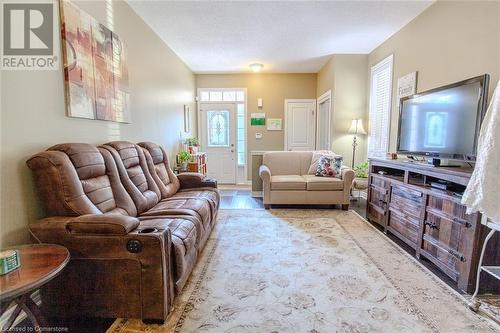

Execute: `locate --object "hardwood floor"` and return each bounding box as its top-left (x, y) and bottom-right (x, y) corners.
top-left (219, 188), bottom-right (264, 209)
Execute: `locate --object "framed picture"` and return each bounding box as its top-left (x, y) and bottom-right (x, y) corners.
top-left (267, 118), bottom-right (282, 131)
top-left (184, 105), bottom-right (190, 133)
top-left (250, 113), bottom-right (265, 126)
top-left (398, 71), bottom-right (418, 99)
top-left (60, 0), bottom-right (131, 123)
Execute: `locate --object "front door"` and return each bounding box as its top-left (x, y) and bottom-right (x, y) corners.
top-left (200, 103), bottom-right (237, 184)
top-left (285, 99), bottom-right (316, 151)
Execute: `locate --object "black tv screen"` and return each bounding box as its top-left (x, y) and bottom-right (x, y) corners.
top-left (397, 75), bottom-right (489, 161)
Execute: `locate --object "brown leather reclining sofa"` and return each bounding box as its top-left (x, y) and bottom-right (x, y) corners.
top-left (26, 141), bottom-right (219, 321)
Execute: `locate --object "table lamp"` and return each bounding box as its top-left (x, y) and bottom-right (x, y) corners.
top-left (348, 119), bottom-right (367, 168)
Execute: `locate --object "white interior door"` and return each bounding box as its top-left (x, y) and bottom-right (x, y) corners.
top-left (200, 103), bottom-right (237, 184)
top-left (285, 99), bottom-right (316, 151)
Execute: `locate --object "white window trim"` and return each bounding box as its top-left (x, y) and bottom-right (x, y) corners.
top-left (368, 54), bottom-right (393, 159)
top-left (197, 88), bottom-right (248, 177)
top-left (316, 90), bottom-right (332, 150)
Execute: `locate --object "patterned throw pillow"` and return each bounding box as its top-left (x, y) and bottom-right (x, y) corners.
top-left (315, 155), bottom-right (343, 178)
top-left (308, 151), bottom-right (335, 174)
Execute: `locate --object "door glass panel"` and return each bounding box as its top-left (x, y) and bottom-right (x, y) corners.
top-left (207, 110), bottom-right (229, 147)
top-left (200, 91), bottom-right (210, 101)
top-left (236, 91), bottom-right (245, 101)
top-left (209, 91), bottom-right (222, 101)
top-left (223, 91), bottom-right (236, 101)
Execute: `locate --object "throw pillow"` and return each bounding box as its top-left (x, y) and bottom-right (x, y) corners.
top-left (308, 150), bottom-right (335, 174)
top-left (315, 155), bottom-right (343, 178)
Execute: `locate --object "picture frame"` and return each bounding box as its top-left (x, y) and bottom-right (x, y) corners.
top-left (397, 71), bottom-right (418, 99)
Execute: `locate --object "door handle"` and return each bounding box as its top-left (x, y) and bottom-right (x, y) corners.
top-left (231, 150), bottom-right (234, 153)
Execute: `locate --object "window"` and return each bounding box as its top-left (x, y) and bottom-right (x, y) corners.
top-left (207, 111), bottom-right (229, 147)
top-left (237, 103), bottom-right (245, 165)
top-left (368, 55), bottom-right (393, 158)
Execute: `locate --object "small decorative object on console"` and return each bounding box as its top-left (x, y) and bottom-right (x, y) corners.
top-left (0, 250), bottom-right (20, 275)
top-left (386, 152), bottom-right (398, 160)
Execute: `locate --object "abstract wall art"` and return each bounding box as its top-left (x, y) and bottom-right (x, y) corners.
top-left (60, 0), bottom-right (131, 123)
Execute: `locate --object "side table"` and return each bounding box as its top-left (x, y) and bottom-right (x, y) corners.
top-left (468, 217), bottom-right (500, 313)
top-left (352, 177), bottom-right (368, 203)
top-left (0, 244), bottom-right (69, 332)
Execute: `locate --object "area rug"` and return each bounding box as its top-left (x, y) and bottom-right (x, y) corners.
top-left (107, 209), bottom-right (499, 333)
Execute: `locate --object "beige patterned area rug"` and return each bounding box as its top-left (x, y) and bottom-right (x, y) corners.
top-left (108, 209), bottom-right (499, 333)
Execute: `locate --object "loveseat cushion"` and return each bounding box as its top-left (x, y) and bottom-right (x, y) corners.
top-left (303, 175), bottom-right (344, 191)
top-left (270, 175), bottom-right (306, 190)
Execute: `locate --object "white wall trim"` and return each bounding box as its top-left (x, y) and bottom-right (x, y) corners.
top-left (197, 88), bottom-right (248, 184)
top-left (284, 99), bottom-right (317, 151)
top-left (316, 90), bottom-right (332, 150)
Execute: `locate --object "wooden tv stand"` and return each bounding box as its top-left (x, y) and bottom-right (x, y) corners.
top-left (366, 158), bottom-right (499, 294)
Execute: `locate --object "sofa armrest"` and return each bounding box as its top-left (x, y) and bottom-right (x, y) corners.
top-left (178, 172), bottom-right (216, 189)
top-left (259, 165), bottom-right (272, 205)
top-left (259, 165), bottom-right (271, 181)
top-left (29, 216), bottom-right (173, 320)
top-left (341, 167), bottom-right (355, 203)
top-left (66, 214), bottom-right (139, 235)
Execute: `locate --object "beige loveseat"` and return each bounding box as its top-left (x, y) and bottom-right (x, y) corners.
top-left (259, 151), bottom-right (354, 209)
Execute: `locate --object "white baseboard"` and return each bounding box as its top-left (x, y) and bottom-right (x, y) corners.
top-left (251, 191), bottom-right (263, 197)
top-left (0, 290), bottom-right (41, 329)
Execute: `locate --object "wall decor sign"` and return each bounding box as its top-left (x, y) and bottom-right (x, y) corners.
top-left (60, 0), bottom-right (131, 123)
top-left (250, 113), bottom-right (265, 126)
top-left (397, 71), bottom-right (418, 99)
top-left (267, 118), bottom-right (282, 131)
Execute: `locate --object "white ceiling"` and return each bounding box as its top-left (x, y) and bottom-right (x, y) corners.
top-left (128, 1), bottom-right (433, 73)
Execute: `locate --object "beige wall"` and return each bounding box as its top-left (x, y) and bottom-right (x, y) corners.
top-left (0, 0), bottom-right (195, 247)
top-left (317, 55), bottom-right (368, 167)
top-left (369, 0), bottom-right (500, 152)
top-left (195, 74), bottom-right (317, 179)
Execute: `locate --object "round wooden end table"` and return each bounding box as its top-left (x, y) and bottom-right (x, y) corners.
top-left (0, 244), bottom-right (69, 332)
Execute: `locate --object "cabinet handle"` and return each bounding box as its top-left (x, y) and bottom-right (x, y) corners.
top-left (447, 248), bottom-right (466, 262)
top-left (424, 221), bottom-right (439, 230)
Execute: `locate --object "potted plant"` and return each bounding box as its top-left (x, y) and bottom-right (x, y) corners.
top-left (354, 161), bottom-right (369, 179)
top-left (352, 161), bottom-right (369, 195)
top-left (185, 137), bottom-right (200, 154)
top-left (178, 151), bottom-right (192, 171)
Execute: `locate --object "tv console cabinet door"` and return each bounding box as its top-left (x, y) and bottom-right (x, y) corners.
top-left (367, 175), bottom-right (390, 228)
top-left (420, 195), bottom-right (477, 290)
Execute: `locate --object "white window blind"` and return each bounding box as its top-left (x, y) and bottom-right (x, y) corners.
top-left (368, 55), bottom-right (393, 158)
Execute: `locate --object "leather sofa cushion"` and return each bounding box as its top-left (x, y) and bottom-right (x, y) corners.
top-left (174, 189), bottom-right (219, 208)
top-left (271, 175), bottom-right (306, 190)
top-left (140, 198), bottom-right (212, 229)
top-left (303, 175), bottom-right (344, 191)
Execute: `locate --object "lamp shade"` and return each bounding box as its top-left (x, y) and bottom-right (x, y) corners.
top-left (348, 119), bottom-right (367, 135)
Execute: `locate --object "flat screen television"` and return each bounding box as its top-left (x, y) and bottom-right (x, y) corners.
top-left (397, 74), bottom-right (490, 164)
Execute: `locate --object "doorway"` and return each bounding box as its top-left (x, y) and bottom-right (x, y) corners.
top-left (316, 90), bottom-right (332, 150)
top-left (200, 103), bottom-right (236, 183)
top-left (198, 88), bottom-right (247, 184)
top-left (284, 99), bottom-right (317, 151)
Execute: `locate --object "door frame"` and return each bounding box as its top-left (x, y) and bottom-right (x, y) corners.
top-left (197, 88), bottom-right (248, 184)
top-left (284, 99), bottom-right (317, 151)
top-left (316, 90), bottom-right (332, 150)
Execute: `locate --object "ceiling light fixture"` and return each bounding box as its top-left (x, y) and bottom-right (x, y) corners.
top-left (250, 63), bottom-right (263, 73)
